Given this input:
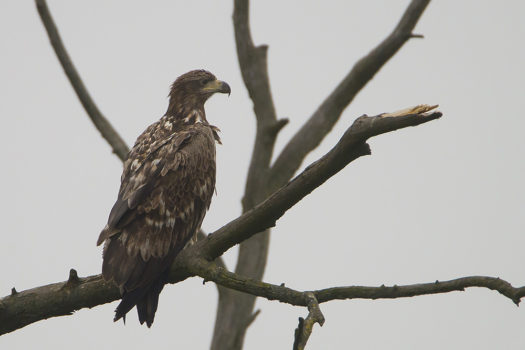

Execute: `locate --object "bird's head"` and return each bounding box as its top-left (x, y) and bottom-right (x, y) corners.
top-left (166, 70), bottom-right (230, 118)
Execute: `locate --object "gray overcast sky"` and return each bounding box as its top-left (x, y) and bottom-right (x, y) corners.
top-left (1, 1), bottom-right (525, 349)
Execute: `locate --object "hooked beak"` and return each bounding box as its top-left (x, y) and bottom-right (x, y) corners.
top-left (202, 79), bottom-right (231, 96)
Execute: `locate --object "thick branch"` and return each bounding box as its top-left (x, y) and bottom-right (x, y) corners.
top-left (0, 265), bottom-right (192, 336)
top-left (270, 0), bottom-right (431, 190)
top-left (0, 272), bottom-right (119, 335)
top-left (35, 0), bottom-right (129, 161)
top-left (1, 105), bottom-right (440, 335)
top-left (4, 260), bottom-right (524, 336)
top-left (217, 2), bottom-right (431, 348)
top-left (212, 1), bottom-right (286, 348)
top-left (192, 105), bottom-right (441, 261)
top-left (233, 0), bottom-right (283, 207)
top-left (197, 229), bottom-right (226, 270)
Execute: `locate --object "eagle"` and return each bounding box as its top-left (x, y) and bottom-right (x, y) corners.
top-left (97, 70), bottom-right (230, 327)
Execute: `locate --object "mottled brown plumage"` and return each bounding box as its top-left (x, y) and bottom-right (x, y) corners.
top-left (97, 70), bottom-right (230, 327)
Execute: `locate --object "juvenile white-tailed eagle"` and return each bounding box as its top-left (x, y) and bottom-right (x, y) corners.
top-left (97, 70), bottom-right (230, 327)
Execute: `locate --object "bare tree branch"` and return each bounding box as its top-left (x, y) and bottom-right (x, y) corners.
top-left (22, 2), bottom-right (510, 348)
top-left (189, 260), bottom-right (525, 308)
top-left (35, 0), bottom-right (129, 161)
top-left (4, 255), bottom-right (525, 336)
top-left (1, 105), bottom-right (441, 335)
top-left (197, 230), bottom-right (227, 270)
top-left (233, 0), bottom-right (287, 210)
top-left (0, 272), bottom-right (119, 335)
top-left (233, 0), bottom-right (288, 198)
top-left (211, 0), bottom-right (288, 348)
top-left (190, 105), bottom-right (441, 261)
top-left (292, 293), bottom-right (324, 350)
top-left (269, 0), bottom-right (431, 191)
top-left (214, 1), bottom-right (432, 348)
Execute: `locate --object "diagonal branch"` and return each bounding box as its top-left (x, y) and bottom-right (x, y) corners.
top-left (191, 105), bottom-right (441, 261)
top-left (1, 105), bottom-right (441, 335)
top-left (35, 0), bottom-right (129, 161)
top-left (217, 2), bottom-right (431, 348)
top-left (269, 0), bottom-right (431, 191)
top-left (197, 229), bottom-right (227, 270)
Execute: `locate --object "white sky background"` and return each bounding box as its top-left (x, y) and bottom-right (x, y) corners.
top-left (1, 0), bottom-right (524, 349)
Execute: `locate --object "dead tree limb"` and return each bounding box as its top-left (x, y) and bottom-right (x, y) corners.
top-left (186, 259), bottom-right (525, 307)
top-left (35, 0), bottom-right (129, 161)
top-left (4, 259), bottom-right (525, 336)
top-left (0, 273), bottom-right (119, 336)
top-left (191, 106), bottom-right (441, 262)
top-left (269, 0), bottom-right (431, 190)
top-left (215, 1), bottom-right (432, 348)
top-left (292, 293), bottom-right (325, 350)
top-left (211, 0), bottom-right (288, 348)
top-left (22, 1), bottom-right (471, 348)
top-left (1, 105), bottom-right (443, 335)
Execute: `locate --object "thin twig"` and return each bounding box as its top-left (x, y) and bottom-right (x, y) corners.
top-left (35, 0), bottom-right (129, 161)
top-left (187, 259), bottom-right (525, 308)
top-left (293, 293), bottom-right (325, 350)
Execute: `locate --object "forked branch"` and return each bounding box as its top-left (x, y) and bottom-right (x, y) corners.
top-left (1, 105), bottom-right (443, 335)
top-left (293, 293), bottom-right (325, 350)
top-left (219, 1), bottom-right (433, 348)
top-left (3, 258), bottom-right (524, 336)
top-left (270, 0), bottom-right (431, 191)
top-left (188, 260), bottom-right (525, 307)
top-left (188, 105), bottom-right (442, 261)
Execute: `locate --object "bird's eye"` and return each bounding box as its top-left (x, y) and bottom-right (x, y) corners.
top-left (200, 79), bottom-right (208, 86)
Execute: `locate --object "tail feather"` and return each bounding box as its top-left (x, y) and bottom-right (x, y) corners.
top-left (113, 275), bottom-right (167, 327)
top-left (114, 287), bottom-right (147, 323)
top-left (102, 231), bottom-right (179, 327)
top-left (136, 279), bottom-right (165, 327)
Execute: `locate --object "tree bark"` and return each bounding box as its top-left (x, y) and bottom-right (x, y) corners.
top-left (1, 106), bottom-right (449, 335)
top-left (210, 0), bottom-right (432, 349)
